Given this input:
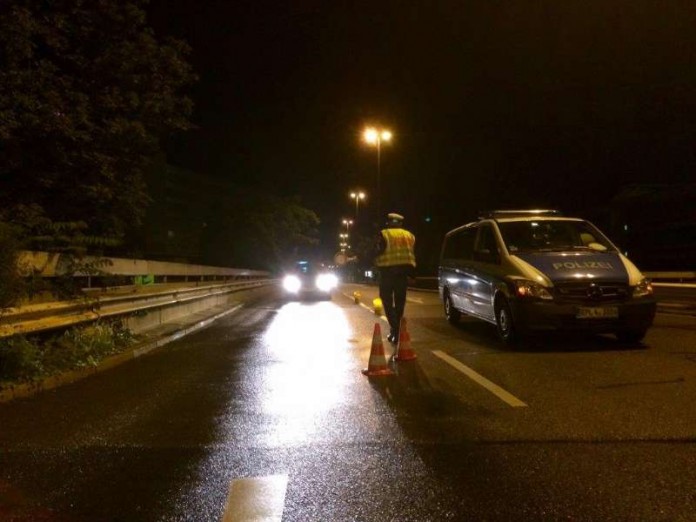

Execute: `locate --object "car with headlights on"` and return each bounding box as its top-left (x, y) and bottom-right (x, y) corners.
top-left (438, 210), bottom-right (656, 344)
top-left (282, 261), bottom-right (338, 300)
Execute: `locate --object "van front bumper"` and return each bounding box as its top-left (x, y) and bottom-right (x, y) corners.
top-left (509, 298), bottom-right (657, 334)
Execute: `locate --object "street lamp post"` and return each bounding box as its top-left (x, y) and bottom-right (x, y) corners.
top-left (363, 127), bottom-right (392, 217)
top-left (339, 233), bottom-right (350, 253)
top-left (342, 218), bottom-right (353, 233)
top-left (350, 191), bottom-right (366, 218)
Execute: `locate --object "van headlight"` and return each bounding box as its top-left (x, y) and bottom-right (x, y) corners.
top-left (632, 278), bottom-right (653, 298)
top-left (283, 275), bottom-right (301, 293)
top-left (316, 273), bottom-right (338, 292)
top-left (513, 279), bottom-right (553, 300)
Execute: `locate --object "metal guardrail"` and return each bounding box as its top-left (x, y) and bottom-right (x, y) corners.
top-left (644, 272), bottom-right (696, 282)
top-left (0, 279), bottom-right (274, 338)
top-left (17, 250), bottom-right (269, 280)
top-left (4, 249), bottom-right (274, 338)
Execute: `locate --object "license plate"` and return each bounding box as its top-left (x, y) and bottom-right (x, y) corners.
top-left (576, 306), bottom-right (619, 319)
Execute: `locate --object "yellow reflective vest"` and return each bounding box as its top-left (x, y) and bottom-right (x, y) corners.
top-left (375, 228), bottom-right (416, 268)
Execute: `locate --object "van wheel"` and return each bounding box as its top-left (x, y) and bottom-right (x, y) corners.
top-left (444, 292), bottom-right (460, 324)
top-left (495, 297), bottom-right (518, 344)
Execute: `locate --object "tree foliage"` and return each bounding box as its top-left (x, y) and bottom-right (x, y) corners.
top-left (0, 0), bottom-right (195, 240)
top-left (0, 222), bottom-right (24, 310)
top-left (136, 163), bottom-right (321, 270)
top-left (202, 186), bottom-right (321, 271)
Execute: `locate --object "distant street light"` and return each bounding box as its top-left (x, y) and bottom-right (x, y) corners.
top-left (350, 190), bottom-right (366, 218)
top-left (363, 127), bottom-right (392, 216)
top-left (342, 218), bottom-right (353, 233)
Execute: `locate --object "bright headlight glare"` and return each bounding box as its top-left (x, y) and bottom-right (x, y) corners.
top-left (283, 275), bottom-right (301, 293)
top-left (316, 273), bottom-right (338, 292)
top-left (632, 278), bottom-right (653, 298)
top-left (514, 279), bottom-right (553, 300)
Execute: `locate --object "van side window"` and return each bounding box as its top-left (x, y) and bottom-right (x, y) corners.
top-left (474, 224), bottom-right (500, 263)
top-left (442, 227), bottom-right (476, 263)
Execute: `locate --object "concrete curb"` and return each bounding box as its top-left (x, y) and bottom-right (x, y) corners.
top-left (0, 304), bottom-right (243, 404)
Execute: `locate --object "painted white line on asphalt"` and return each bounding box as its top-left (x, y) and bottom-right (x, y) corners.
top-left (432, 350), bottom-right (528, 408)
top-left (222, 474), bottom-right (288, 522)
top-left (364, 305), bottom-right (388, 324)
top-left (341, 292), bottom-right (389, 323)
top-left (406, 296), bottom-right (424, 304)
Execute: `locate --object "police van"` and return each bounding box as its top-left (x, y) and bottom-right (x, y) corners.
top-left (438, 210), bottom-right (656, 344)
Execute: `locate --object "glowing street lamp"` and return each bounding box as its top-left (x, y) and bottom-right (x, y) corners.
top-left (363, 127), bottom-right (392, 215)
top-left (342, 218), bottom-right (353, 233)
top-left (350, 190), bottom-right (366, 218)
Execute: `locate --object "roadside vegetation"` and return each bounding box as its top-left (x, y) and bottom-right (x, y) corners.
top-left (0, 1), bottom-right (320, 386)
top-left (0, 0), bottom-right (319, 272)
top-left (0, 321), bottom-right (136, 387)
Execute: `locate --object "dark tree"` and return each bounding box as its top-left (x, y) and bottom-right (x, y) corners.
top-left (0, 0), bottom-right (195, 241)
top-left (203, 187), bottom-right (321, 271)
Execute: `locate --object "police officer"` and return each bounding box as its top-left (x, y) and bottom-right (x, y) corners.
top-left (375, 212), bottom-right (416, 344)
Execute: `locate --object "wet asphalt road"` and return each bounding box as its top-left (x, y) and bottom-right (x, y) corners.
top-left (1, 285), bottom-right (696, 521)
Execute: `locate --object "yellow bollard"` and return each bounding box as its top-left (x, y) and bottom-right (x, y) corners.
top-left (353, 291), bottom-right (361, 304)
top-left (373, 297), bottom-right (383, 316)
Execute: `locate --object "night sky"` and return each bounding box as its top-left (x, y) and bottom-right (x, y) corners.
top-left (147, 1), bottom-right (696, 255)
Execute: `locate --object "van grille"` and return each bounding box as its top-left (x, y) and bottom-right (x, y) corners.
top-left (553, 282), bottom-right (630, 303)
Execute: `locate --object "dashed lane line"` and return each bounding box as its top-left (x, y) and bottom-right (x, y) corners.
top-left (222, 474), bottom-right (288, 522)
top-left (432, 350), bottom-right (528, 408)
top-left (343, 291), bottom-right (526, 407)
top-left (341, 292), bottom-right (389, 323)
top-left (341, 290), bottom-right (426, 312)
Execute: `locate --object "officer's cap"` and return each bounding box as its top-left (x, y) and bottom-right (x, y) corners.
top-left (386, 212), bottom-right (404, 225)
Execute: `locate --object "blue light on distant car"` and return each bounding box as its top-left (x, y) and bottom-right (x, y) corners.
top-left (316, 273), bottom-right (338, 292)
top-left (283, 275), bottom-right (301, 293)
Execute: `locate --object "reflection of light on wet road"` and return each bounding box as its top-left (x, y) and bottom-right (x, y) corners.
top-left (262, 302), bottom-right (352, 446)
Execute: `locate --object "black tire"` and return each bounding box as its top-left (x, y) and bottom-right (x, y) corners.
top-left (495, 296), bottom-right (519, 344)
top-left (444, 292), bottom-right (461, 324)
top-left (616, 329), bottom-right (647, 344)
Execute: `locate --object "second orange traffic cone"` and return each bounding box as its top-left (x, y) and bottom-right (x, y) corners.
top-left (394, 316), bottom-right (417, 361)
top-left (362, 322), bottom-right (394, 376)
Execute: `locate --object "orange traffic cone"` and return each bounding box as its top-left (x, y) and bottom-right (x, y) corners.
top-left (362, 323), bottom-right (395, 376)
top-left (394, 316), bottom-right (417, 361)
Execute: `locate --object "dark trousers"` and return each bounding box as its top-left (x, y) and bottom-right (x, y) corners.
top-left (378, 266), bottom-right (410, 336)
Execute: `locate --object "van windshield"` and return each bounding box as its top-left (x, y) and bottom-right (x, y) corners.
top-left (498, 220), bottom-right (616, 254)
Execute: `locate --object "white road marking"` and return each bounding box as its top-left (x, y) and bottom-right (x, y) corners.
top-left (432, 350), bottom-right (528, 408)
top-left (343, 293), bottom-right (423, 314)
top-left (341, 292), bottom-right (389, 323)
top-left (359, 301), bottom-right (387, 322)
top-left (222, 474), bottom-right (288, 522)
